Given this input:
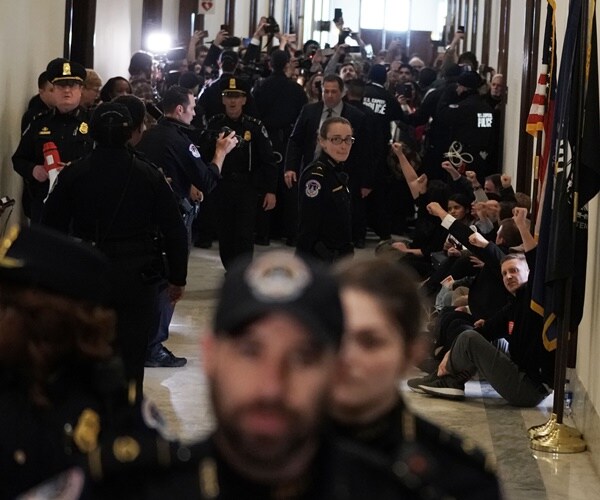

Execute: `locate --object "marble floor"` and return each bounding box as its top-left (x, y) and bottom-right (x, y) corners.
top-left (143, 240), bottom-right (600, 500)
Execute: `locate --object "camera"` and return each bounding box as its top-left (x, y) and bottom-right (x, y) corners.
top-left (265, 16), bottom-right (280, 35)
top-left (457, 25), bottom-right (465, 33)
top-left (219, 126), bottom-right (246, 148)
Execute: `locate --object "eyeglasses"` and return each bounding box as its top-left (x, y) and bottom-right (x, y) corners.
top-left (327, 136), bottom-right (355, 145)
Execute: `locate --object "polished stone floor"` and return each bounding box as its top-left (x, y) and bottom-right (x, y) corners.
top-left (143, 241), bottom-right (600, 500)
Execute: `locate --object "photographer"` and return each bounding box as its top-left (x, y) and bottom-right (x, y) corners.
top-left (202, 77), bottom-right (278, 269)
top-left (42, 100), bottom-right (189, 396)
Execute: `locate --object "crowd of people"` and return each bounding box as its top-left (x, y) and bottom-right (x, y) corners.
top-left (1, 14), bottom-right (557, 498)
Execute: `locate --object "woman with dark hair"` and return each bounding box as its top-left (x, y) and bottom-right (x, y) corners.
top-left (100, 76), bottom-right (132, 103)
top-left (329, 257), bottom-right (501, 499)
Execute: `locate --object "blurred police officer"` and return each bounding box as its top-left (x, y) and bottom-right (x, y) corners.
top-left (13, 58), bottom-right (93, 222)
top-left (43, 100), bottom-right (189, 395)
top-left (90, 251), bottom-right (423, 498)
top-left (0, 224), bottom-right (167, 499)
top-left (137, 85), bottom-right (237, 367)
top-left (202, 77), bottom-right (277, 269)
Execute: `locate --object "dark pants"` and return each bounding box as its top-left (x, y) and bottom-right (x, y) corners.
top-left (216, 180), bottom-right (259, 269)
top-left (110, 260), bottom-right (159, 401)
top-left (449, 330), bottom-right (551, 407)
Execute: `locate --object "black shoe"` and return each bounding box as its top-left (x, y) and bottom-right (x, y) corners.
top-left (285, 237), bottom-right (297, 247)
top-left (354, 239), bottom-right (366, 249)
top-left (194, 240), bottom-right (212, 249)
top-left (407, 372), bottom-right (440, 394)
top-left (418, 374), bottom-right (467, 400)
top-left (145, 346), bottom-right (187, 368)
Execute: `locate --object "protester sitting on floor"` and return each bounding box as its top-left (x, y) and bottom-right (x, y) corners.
top-left (408, 207), bottom-right (554, 407)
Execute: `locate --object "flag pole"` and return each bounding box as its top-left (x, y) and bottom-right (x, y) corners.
top-left (530, 0), bottom-right (589, 453)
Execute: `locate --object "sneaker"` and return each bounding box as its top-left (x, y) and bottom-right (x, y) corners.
top-left (145, 346), bottom-right (187, 368)
top-left (418, 374), bottom-right (466, 400)
top-left (407, 372), bottom-right (440, 394)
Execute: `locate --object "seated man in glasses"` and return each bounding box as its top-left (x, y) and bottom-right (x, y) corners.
top-left (296, 117), bottom-right (355, 263)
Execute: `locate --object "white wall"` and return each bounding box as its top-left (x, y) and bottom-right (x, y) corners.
top-left (94, 0), bottom-right (144, 80)
top-left (0, 2), bottom-right (66, 218)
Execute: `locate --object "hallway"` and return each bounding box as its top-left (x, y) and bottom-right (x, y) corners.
top-left (144, 242), bottom-right (600, 500)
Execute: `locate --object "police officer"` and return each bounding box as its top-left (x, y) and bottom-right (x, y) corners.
top-left (0, 224), bottom-right (168, 499)
top-left (202, 77), bottom-right (277, 270)
top-left (12, 58), bottom-right (93, 222)
top-left (43, 101), bottom-right (189, 395)
top-left (296, 117), bottom-right (354, 263)
top-left (424, 71), bottom-right (497, 183)
top-left (137, 85), bottom-right (237, 367)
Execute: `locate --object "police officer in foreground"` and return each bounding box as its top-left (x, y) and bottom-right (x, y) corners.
top-left (13, 58), bottom-right (93, 222)
top-left (89, 251), bottom-right (424, 499)
top-left (296, 117), bottom-right (354, 264)
top-left (202, 77), bottom-right (277, 269)
top-left (0, 224), bottom-right (168, 499)
top-left (43, 100), bottom-right (189, 396)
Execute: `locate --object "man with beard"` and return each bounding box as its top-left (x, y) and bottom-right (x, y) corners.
top-left (100, 251), bottom-right (422, 498)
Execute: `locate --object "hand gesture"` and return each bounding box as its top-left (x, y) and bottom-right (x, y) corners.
top-left (465, 170), bottom-right (480, 189)
top-left (468, 231), bottom-right (489, 248)
top-left (427, 201), bottom-right (446, 219)
top-left (512, 206), bottom-right (529, 229)
top-left (441, 160), bottom-right (461, 180)
top-left (216, 130), bottom-right (238, 155)
top-left (391, 142), bottom-right (406, 158)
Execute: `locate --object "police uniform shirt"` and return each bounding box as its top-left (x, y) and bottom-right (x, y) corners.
top-left (12, 107), bottom-right (93, 206)
top-left (203, 113), bottom-right (277, 192)
top-left (137, 117), bottom-right (221, 201)
top-left (98, 434), bottom-right (423, 499)
top-left (42, 145), bottom-right (188, 286)
top-left (296, 152), bottom-right (353, 262)
top-left (329, 398), bottom-right (501, 500)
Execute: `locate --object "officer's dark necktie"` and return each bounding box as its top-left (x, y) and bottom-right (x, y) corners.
top-left (326, 107), bottom-right (333, 118)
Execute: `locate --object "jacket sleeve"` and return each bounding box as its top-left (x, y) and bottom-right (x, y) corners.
top-left (296, 169), bottom-right (324, 253)
top-left (285, 105), bottom-right (310, 173)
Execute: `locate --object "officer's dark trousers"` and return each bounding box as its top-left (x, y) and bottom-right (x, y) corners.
top-left (110, 261), bottom-right (159, 401)
top-left (216, 180), bottom-right (258, 269)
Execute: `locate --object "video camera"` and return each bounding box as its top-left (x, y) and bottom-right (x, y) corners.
top-left (203, 126), bottom-right (246, 149)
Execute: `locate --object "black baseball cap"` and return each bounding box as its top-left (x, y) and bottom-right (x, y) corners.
top-left (214, 251), bottom-right (343, 347)
top-left (0, 225), bottom-right (111, 304)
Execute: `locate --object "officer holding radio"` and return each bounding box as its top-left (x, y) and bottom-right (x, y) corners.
top-left (202, 77), bottom-right (278, 269)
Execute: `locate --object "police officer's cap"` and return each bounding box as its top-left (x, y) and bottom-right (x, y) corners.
top-left (214, 251), bottom-right (343, 347)
top-left (0, 225), bottom-right (111, 304)
top-left (221, 77), bottom-right (248, 97)
top-left (46, 58), bottom-right (87, 85)
top-left (457, 71), bottom-right (482, 90)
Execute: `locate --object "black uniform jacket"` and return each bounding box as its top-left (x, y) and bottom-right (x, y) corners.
top-left (42, 146), bottom-right (188, 286)
top-left (203, 113), bottom-right (278, 193)
top-left (330, 398), bottom-right (502, 500)
top-left (296, 153), bottom-right (353, 262)
top-left (89, 434), bottom-right (427, 499)
top-left (12, 107), bottom-right (93, 209)
top-left (137, 117), bottom-right (221, 201)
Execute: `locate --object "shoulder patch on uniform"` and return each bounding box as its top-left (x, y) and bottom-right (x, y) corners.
top-left (304, 179), bottom-right (321, 198)
top-left (189, 144), bottom-right (201, 158)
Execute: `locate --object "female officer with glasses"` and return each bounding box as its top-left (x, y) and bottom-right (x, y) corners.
top-left (296, 117), bottom-right (355, 263)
